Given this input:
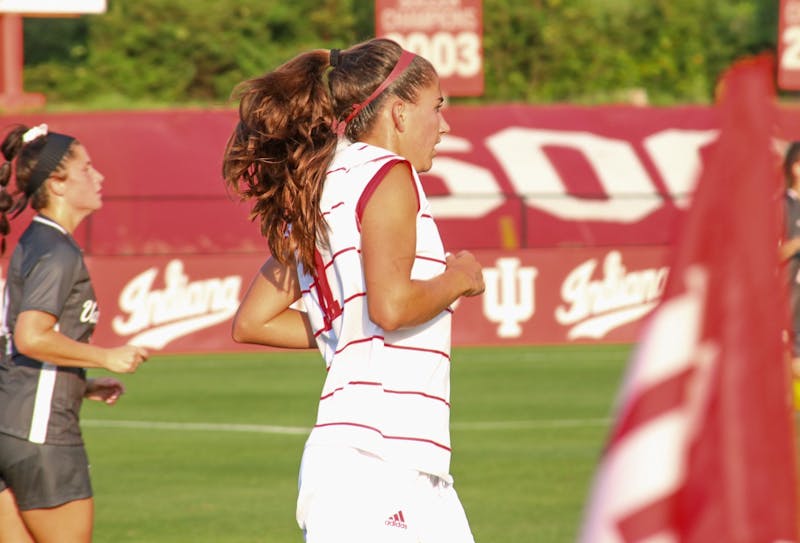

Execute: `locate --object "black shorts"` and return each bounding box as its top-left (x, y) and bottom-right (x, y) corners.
top-left (0, 433), bottom-right (92, 510)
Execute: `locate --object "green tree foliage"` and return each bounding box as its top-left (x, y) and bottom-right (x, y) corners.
top-left (22, 0), bottom-right (776, 108)
top-left (483, 0), bottom-right (771, 104)
top-left (24, 0), bottom-right (370, 107)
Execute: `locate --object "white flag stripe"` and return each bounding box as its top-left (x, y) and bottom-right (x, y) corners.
top-left (624, 269), bottom-right (704, 393)
top-left (601, 412), bottom-right (688, 524)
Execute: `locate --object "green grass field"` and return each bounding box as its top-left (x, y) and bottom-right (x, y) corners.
top-left (80, 344), bottom-right (632, 542)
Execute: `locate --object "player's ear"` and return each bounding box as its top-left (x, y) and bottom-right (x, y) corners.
top-left (390, 100), bottom-right (406, 132)
top-left (46, 175), bottom-right (68, 197)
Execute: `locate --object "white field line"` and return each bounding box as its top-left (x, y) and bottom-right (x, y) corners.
top-left (452, 418), bottom-right (610, 430)
top-left (81, 419), bottom-right (309, 435)
top-left (81, 417), bottom-right (611, 435)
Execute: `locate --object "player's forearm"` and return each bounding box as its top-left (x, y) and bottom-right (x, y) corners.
top-left (14, 328), bottom-right (110, 369)
top-left (232, 307), bottom-right (316, 349)
top-left (368, 270), bottom-right (465, 331)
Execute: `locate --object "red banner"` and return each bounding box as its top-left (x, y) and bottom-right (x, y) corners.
top-left (0, 247), bottom-right (668, 354)
top-left (375, 0), bottom-right (484, 97)
top-left (0, 105), bottom-right (729, 254)
top-left (1, 101), bottom-right (799, 351)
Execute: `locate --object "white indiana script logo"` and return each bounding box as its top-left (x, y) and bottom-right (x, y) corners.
top-left (112, 259), bottom-right (242, 349)
top-left (482, 252), bottom-right (668, 340)
top-left (556, 251), bottom-right (668, 339)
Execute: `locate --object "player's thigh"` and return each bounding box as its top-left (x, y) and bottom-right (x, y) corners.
top-left (20, 497), bottom-right (93, 543)
top-left (0, 434), bottom-right (92, 511)
top-left (297, 445), bottom-right (416, 543)
top-left (414, 477), bottom-right (475, 543)
top-left (0, 488), bottom-right (34, 543)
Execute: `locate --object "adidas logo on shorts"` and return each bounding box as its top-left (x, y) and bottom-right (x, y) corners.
top-left (386, 510), bottom-right (408, 530)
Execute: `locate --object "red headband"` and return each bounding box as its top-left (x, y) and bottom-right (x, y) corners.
top-left (334, 50), bottom-right (417, 137)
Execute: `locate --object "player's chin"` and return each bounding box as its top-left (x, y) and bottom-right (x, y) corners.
top-left (416, 155), bottom-right (435, 173)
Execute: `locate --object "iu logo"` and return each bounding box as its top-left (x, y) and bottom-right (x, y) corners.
top-left (482, 258), bottom-right (538, 337)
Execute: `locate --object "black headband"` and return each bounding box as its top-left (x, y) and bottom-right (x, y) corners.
top-left (26, 133), bottom-right (75, 197)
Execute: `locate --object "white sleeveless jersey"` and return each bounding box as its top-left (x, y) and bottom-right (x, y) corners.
top-left (297, 142), bottom-right (454, 479)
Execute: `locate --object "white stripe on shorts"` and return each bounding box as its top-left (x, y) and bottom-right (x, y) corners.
top-left (28, 363), bottom-right (57, 444)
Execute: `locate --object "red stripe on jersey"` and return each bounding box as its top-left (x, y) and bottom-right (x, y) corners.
top-left (329, 246), bottom-right (358, 267)
top-left (300, 247), bottom-right (360, 300)
top-left (344, 292), bottom-right (366, 304)
top-left (383, 433), bottom-right (451, 451)
top-left (319, 381), bottom-right (450, 407)
top-left (385, 342), bottom-right (450, 361)
top-left (355, 159), bottom-right (419, 222)
top-left (313, 250), bottom-right (342, 331)
top-left (331, 335), bottom-right (449, 361)
top-left (384, 388), bottom-right (450, 407)
top-left (322, 201), bottom-right (346, 217)
top-left (334, 335), bottom-right (385, 355)
top-left (312, 247), bottom-right (358, 274)
top-left (313, 421), bottom-right (452, 452)
top-left (311, 292), bottom-right (367, 338)
top-left (320, 380), bottom-right (382, 400)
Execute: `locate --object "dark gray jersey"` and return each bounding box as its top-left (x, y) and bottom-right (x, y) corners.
top-left (0, 216), bottom-right (98, 445)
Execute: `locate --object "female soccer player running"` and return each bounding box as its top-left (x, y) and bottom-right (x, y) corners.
top-left (0, 124), bottom-right (148, 543)
top-left (223, 38), bottom-right (484, 542)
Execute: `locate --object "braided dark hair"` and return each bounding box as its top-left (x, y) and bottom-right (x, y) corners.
top-left (0, 124), bottom-right (77, 254)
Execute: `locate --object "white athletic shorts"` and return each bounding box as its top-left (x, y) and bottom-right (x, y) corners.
top-left (296, 444), bottom-right (475, 543)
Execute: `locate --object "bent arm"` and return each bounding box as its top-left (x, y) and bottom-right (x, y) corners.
top-left (232, 257), bottom-right (316, 349)
top-left (14, 310), bottom-right (147, 373)
top-left (361, 163), bottom-right (484, 331)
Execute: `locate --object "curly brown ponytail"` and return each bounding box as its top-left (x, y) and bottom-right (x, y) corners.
top-left (222, 38), bottom-right (437, 276)
top-left (222, 49), bottom-right (338, 275)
